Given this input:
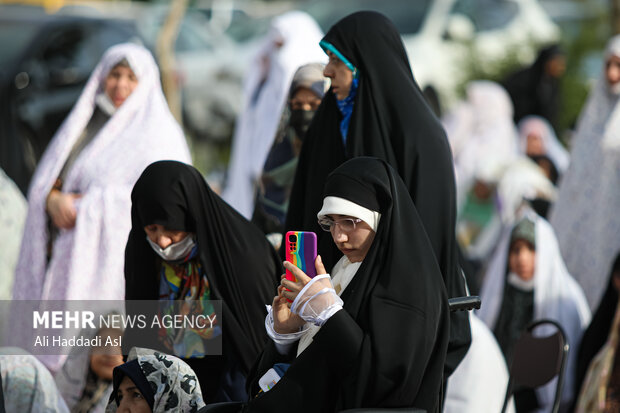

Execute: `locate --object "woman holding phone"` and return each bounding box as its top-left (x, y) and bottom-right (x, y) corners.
top-left (238, 157), bottom-right (450, 412)
top-left (124, 161), bottom-right (281, 404)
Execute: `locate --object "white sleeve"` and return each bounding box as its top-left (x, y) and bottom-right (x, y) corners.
top-left (264, 305), bottom-right (309, 355)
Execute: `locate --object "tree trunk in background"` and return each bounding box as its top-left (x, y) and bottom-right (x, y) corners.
top-left (157, 0), bottom-right (188, 125)
top-left (613, 0), bottom-right (620, 35)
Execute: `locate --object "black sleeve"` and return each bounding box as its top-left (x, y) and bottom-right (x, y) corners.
top-left (243, 310), bottom-right (365, 413)
top-left (245, 310), bottom-right (364, 400)
top-left (312, 309), bottom-right (364, 372)
top-left (0, 370), bottom-right (5, 413)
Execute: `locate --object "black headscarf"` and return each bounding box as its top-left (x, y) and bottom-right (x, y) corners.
top-left (575, 252), bottom-right (620, 398)
top-left (113, 359), bottom-right (155, 409)
top-left (284, 11), bottom-right (469, 375)
top-left (502, 44), bottom-right (564, 131)
top-left (124, 161), bottom-right (281, 384)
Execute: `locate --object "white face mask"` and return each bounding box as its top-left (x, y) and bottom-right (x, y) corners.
top-left (609, 81), bottom-right (620, 96)
top-left (95, 92), bottom-right (117, 116)
top-left (146, 234), bottom-right (196, 261)
top-left (507, 271), bottom-right (535, 292)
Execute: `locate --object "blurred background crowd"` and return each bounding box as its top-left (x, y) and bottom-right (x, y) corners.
top-left (0, 0), bottom-right (611, 194)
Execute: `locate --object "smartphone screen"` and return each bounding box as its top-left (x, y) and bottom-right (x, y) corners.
top-left (285, 231), bottom-right (318, 281)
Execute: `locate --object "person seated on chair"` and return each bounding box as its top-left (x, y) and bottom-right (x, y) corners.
top-left (240, 157), bottom-right (450, 413)
top-left (477, 211), bottom-right (591, 412)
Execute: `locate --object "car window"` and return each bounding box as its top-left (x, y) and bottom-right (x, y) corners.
top-left (175, 17), bottom-right (214, 52)
top-left (0, 22), bottom-right (40, 67)
top-left (451, 0), bottom-right (519, 32)
top-left (42, 26), bottom-right (87, 68)
top-left (138, 10), bottom-right (214, 53)
top-left (225, 14), bottom-right (271, 43)
top-left (39, 24), bottom-right (100, 85)
top-left (301, 0), bottom-right (431, 35)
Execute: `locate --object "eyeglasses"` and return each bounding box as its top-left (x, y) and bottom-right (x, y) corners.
top-left (317, 217), bottom-right (363, 232)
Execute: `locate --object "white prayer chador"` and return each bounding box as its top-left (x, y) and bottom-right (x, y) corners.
top-left (442, 80), bottom-right (519, 206)
top-left (445, 313), bottom-right (515, 413)
top-left (0, 168), bottom-right (27, 300)
top-left (517, 115), bottom-right (570, 173)
top-left (222, 11), bottom-right (326, 218)
top-left (54, 322), bottom-right (120, 412)
top-left (478, 211), bottom-right (591, 412)
top-left (550, 35), bottom-right (620, 310)
top-left (13, 43), bottom-right (191, 303)
top-left (495, 157), bottom-right (556, 225)
top-left (457, 156), bottom-right (556, 263)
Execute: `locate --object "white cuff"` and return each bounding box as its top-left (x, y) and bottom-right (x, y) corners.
top-left (290, 274), bottom-right (331, 314)
top-left (315, 305), bottom-right (343, 326)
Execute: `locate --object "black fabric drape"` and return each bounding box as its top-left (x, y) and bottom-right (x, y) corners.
top-left (283, 11), bottom-right (470, 375)
top-left (575, 253), bottom-right (620, 398)
top-left (247, 157), bottom-right (450, 412)
top-left (124, 161), bottom-right (281, 401)
top-left (502, 44), bottom-right (563, 132)
top-left (0, 370), bottom-right (4, 413)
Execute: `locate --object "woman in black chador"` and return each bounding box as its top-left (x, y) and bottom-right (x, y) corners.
top-left (502, 44), bottom-right (566, 132)
top-left (284, 11), bottom-right (470, 375)
top-left (123, 161), bottom-right (281, 404)
top-left (242, 157), bottom-right (450, 412)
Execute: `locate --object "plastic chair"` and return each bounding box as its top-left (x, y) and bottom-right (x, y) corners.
top-left (500, 319), bottom-right (569, 413)
top-left (448, 296), bottom-right (481, 312)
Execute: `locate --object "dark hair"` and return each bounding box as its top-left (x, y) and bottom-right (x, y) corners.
top-left (528, 154), bottom-right (559, 185)
top-left (113, 58), bottom-right (131, 69)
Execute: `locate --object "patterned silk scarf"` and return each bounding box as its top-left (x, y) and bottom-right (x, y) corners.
top-left (157, 244), bottom-right (221, 358)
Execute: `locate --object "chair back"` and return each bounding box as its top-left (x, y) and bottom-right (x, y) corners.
top-left (501, 319), bottom-right (569, 413)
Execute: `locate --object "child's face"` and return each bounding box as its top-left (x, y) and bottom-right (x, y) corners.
top-left (509, 239), bottom-right (536, 281)
top-left (328, 214), bottom-right (375, 263)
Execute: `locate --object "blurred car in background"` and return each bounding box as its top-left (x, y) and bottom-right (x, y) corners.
top-left (0, 5), bottom-right (140, 194)
top-left (135, 5), bottom-right (272, 144)
top-left (57, 1), bottom-right (277, 144)
top-left (300, 0), bottom-right (560, 114)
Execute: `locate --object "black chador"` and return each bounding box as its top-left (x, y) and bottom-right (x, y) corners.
top-left (247, 157), bottom-right (450, 412)
top-left (124, 161), bottom-right (281, 403)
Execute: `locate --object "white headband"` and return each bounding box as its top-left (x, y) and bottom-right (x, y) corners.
top-left (317, 196), bottom-right (381, 232)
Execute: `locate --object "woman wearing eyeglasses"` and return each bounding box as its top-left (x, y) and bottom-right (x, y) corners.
top-left (233, 157), bottom-right (450, 413)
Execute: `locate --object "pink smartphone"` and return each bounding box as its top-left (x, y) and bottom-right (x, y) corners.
top-left (285, 231), bottom-right (318, 282)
